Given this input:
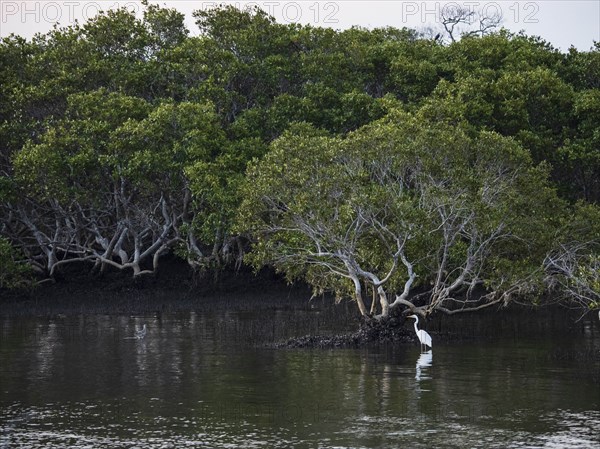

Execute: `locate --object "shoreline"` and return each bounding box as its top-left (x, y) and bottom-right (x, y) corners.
top-left (2, 266), bottom-right (598, 349)
top-left (0, 262), bottom-right (304, 316)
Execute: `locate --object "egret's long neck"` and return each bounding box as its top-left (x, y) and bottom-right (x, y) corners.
top-left (413, 317), bottom-right (419, 333)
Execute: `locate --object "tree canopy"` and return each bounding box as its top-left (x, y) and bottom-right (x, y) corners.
top-left (239, 113), bottom-right (562, 317)
top-left (0, 5), bottom-right (598, 315)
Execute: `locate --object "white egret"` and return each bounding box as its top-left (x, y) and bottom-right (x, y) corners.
top-left (135, 324), bottom-right (147, 340)
top-left (407, 315), bottom-right (432, 352)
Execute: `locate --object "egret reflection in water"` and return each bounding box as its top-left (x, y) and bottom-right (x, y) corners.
top-left (415, 350), bottom-right (432, 381)
top-left (135, 324), bottom-right (147, 339)
top-left (0, 310), bottom-right (598, 448)
top-left (123, 323), bottom-right (147, 340)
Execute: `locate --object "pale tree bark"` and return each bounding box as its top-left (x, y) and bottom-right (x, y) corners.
top-left (6, 185), bottom-right (187, 279)
top-left (440, 5), bottom-right (502, 43)
top-left (260, 196), bottom-right (418, 318)
top-left (544, 242), bottom-right (600, 311)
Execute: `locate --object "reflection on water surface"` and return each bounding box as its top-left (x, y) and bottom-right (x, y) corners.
top-left (1, 298), bottom-right (599, 448)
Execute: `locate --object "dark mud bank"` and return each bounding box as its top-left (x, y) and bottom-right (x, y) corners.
top-left (0, 263), bottom-right (300, 317)
top-left (2, 260), bottom-right (598, 349)
top-left (275, 316), bottom-right (417, 348)
top-left (273, 305), bottom-right (600, 349)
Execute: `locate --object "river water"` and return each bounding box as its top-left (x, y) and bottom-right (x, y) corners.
top-left (1, 294), bottom-right (599, 448)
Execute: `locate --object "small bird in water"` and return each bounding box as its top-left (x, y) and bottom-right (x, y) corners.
top-left (407, 314), bottom-right (432, 352)
top-left (135, 324), bottom-right (147, 340)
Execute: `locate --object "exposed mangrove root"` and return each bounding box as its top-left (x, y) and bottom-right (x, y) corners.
top-left (274, 316), bottom-right (416, 349)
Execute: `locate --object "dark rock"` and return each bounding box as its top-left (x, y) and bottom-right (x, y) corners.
top-left (274, 316), bottom-right (417, 348)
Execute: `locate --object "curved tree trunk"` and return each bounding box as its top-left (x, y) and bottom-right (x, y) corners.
top-left (377, 285), bottom-right (390, 318)
top-left (351, 275), bottom-right (368, 316)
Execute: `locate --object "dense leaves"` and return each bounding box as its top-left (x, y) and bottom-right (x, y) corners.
top-left (239, 114), bottom-right (563, 317)
top-left (0, 237), bottom-right (31, 290)
top-left (0, 5), bottom-right (598, 314)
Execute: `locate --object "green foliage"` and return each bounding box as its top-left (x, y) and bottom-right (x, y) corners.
top-left (558, 90), bottom-right (600, 201)
top-left (238, 112), bottom-right (561, 310)
top-left (143, 0), bottom-right (188, 49)
top-left (576, 255), bottom-right (600, 300)
top-left (0, 4), bottom-right (598, 307)
top-left (0, 238), bottom-right (32, 290)
top-left (561, 43), bottom-right (600, 90)
top-left (12, 90), bottom-right (152, 200)
top-left (447, 31), bottom-right (561, 76)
